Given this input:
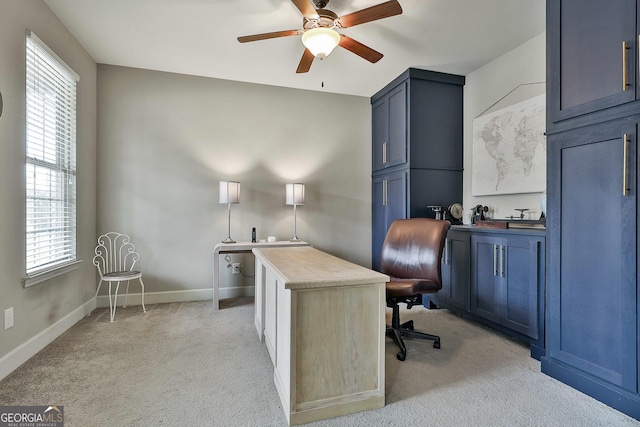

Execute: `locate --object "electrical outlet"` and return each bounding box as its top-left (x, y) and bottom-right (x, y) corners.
top-left (232, 263), bottom-right (240, 275)
top-left (4, 307), bottom-right (14, 330)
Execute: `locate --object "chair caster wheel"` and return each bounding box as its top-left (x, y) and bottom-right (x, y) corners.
top-left (433, 341), bottom-right (441, 349)
top-left (397, 352), bottom-right (406, 361)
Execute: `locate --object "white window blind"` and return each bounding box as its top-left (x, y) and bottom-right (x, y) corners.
top-left (25, 31), bottom-right (79, 276)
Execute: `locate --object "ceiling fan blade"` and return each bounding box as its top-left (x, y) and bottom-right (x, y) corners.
top-left (291, 0), bottom-right (317, 17)
top-left (338, 0), bottom-right (403, 28)
top-left (296, 48), bottom-right (315, 73)
top-left (237, 29), bottom-right (302, 43)
top-left (339, 35), bottom-right (383, 63)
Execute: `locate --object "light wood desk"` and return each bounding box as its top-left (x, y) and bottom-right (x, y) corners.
top-left (212, 241), bottom-right (309, 310)
top-left (253, 246), bottom-right (389, 425)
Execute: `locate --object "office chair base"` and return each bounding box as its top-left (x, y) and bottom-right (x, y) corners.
top-left (386, 302), bottom-right (440, 361)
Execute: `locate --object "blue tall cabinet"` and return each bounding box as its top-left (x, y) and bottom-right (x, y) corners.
top-left (543, 0), bottom-right (640, 420)
top-left (371, 68), bottom-right (464, 271)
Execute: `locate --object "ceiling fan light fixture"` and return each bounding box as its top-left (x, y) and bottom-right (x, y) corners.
top-left (301, 27), bottom-right (340, 59)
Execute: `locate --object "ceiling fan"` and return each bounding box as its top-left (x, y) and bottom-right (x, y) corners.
top-left (237, 0), bottom-right (403, 73)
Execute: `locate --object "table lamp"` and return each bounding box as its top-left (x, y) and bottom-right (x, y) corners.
top-left (285, 183), bottom-right (305, 242)
top-left (219, 181), bottom-right (240, 243)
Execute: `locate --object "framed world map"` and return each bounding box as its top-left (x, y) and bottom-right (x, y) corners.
top-left (472, 93), bottom-right (546, 196)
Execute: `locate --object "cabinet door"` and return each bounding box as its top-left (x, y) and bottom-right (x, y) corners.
top-left (372, 98), bottom-right (388, 172)
top-left (470, 235), bottom-right (502, 324)
top-left (546, 121), bottom-right (637, 392)
top-left (548, 0), bottom-right (637, 123)
top-left (439, 231), bottom-right (470, 310)
top-left (371, 171), bottom-right (407, 271)
top-left (371, 85), bottom-right (407, 172)
top-left (501, 236), bottom-right (542, 339)
top-left (387, 85), bottom-right (407, 168)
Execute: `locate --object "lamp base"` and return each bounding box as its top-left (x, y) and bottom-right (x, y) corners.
top-left (290, 236), bottom-right (301, 242)
top-left (222, 237), bottom-right (236, 244)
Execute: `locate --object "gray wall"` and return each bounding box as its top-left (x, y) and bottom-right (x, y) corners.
top-left (96, 65), bottom-right (372, 301)
top-left (0, 0), bottom-right (97, 360)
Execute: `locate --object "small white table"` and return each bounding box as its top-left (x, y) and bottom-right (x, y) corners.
top-left (212, 241), bottom-right (309, 310)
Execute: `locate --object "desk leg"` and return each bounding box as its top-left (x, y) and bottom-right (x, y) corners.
top-left (213, 249), bottom-right (220, 310)
top-left (254, 258), bottom-right (265, 342)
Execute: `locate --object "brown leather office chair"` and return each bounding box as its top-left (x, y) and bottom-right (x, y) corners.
top-left (381, 218), bottom-right (451, 361)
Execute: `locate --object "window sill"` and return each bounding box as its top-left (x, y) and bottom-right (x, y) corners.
top-left (23, 260), bottom-right (83, 288)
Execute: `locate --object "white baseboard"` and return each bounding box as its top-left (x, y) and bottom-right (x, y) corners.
top-left (0, 286), bottom-right (255, 382)
top-left (0, 299), bottom-right (95, 382)
top-left (94, 286), bottom-right (254, 308)
top-left (220, 285), bottom-right (255, 299)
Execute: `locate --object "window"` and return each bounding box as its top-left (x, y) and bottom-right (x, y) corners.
top-left (25, 31), bottom-right (79, 280)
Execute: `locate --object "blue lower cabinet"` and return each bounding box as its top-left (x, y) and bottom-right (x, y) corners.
top-left (429, 227), bottom-right (545, 359)
top-left (432, 230), bottom-right (470, 311)
top-left (372, 171), bottom-right (407, 272)
top-left (471, 233), bottom-right (544, 342)
top-left (543, 119), bottom-right (640, 420)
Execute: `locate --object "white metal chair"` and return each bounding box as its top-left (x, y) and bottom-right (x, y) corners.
top-left (93, 232), bottom-right (147, 322)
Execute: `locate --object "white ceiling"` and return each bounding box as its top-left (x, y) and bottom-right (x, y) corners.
top-left (43, 0), bottom-right (545, 97)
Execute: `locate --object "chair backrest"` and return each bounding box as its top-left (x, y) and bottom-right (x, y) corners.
top-left (93, 232), bottom-right (140, 276)
top-left (380, 218), bottom-right (451, 283)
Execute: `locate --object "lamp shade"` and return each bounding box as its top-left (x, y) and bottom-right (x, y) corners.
top-left (219, 181), bottom-right (240, 204)
top-left (286, 183), bottom-right (305, 206)
top-left (301, 28), bottom-right (340, 59)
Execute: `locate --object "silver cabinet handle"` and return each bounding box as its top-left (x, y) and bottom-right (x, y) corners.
top-left (623, 41), bottom-right (630, 91)
top-left (623, 134), bottom-right (629, 196)
top-left (382, 142), bottom-right (388, 164)
top-left (444, 239), bottom-right (449, 265)
top-left (383, 179), bottom-right (388, 206)
top-left (493, 244), bottom-right (497, 276)
top-left (499, 245), bottom-right (504, 277)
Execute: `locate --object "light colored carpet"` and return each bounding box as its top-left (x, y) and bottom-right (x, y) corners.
top-left (0, 298), bottom-right (638, 426)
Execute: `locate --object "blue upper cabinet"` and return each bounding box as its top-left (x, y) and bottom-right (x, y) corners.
top-left (371, 68), bottom-right (464, 173)
top-left (547, 0), bottom-right (638, 130)
top-left (372, 84), bottom-right (407, 172)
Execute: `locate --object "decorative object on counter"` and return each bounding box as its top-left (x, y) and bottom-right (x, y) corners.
top-left (471, 204), bottom-right (488, 224)
top-left (475, 218), bottom-right (545, 230)
top-left (267, 236), bottom-right (276, 242)
top-left (499, 209), bottom-right (545, 229)
top-left (509, 208), bottom-right (529, 220)
top-left (219, 181), bottom-right (241, 243)
top-left (445, 203), bottom-right (464, 225)
top-left (428, 205), bottom-right (444, 220)
top-left (252, 227), bottom-right (257, 243)
top-left (540, 191), bottom-right (546, 219)
top-left (285, 183), bottom-right (305, 241)
top-left (475, 220), bottom-right (508, 229)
